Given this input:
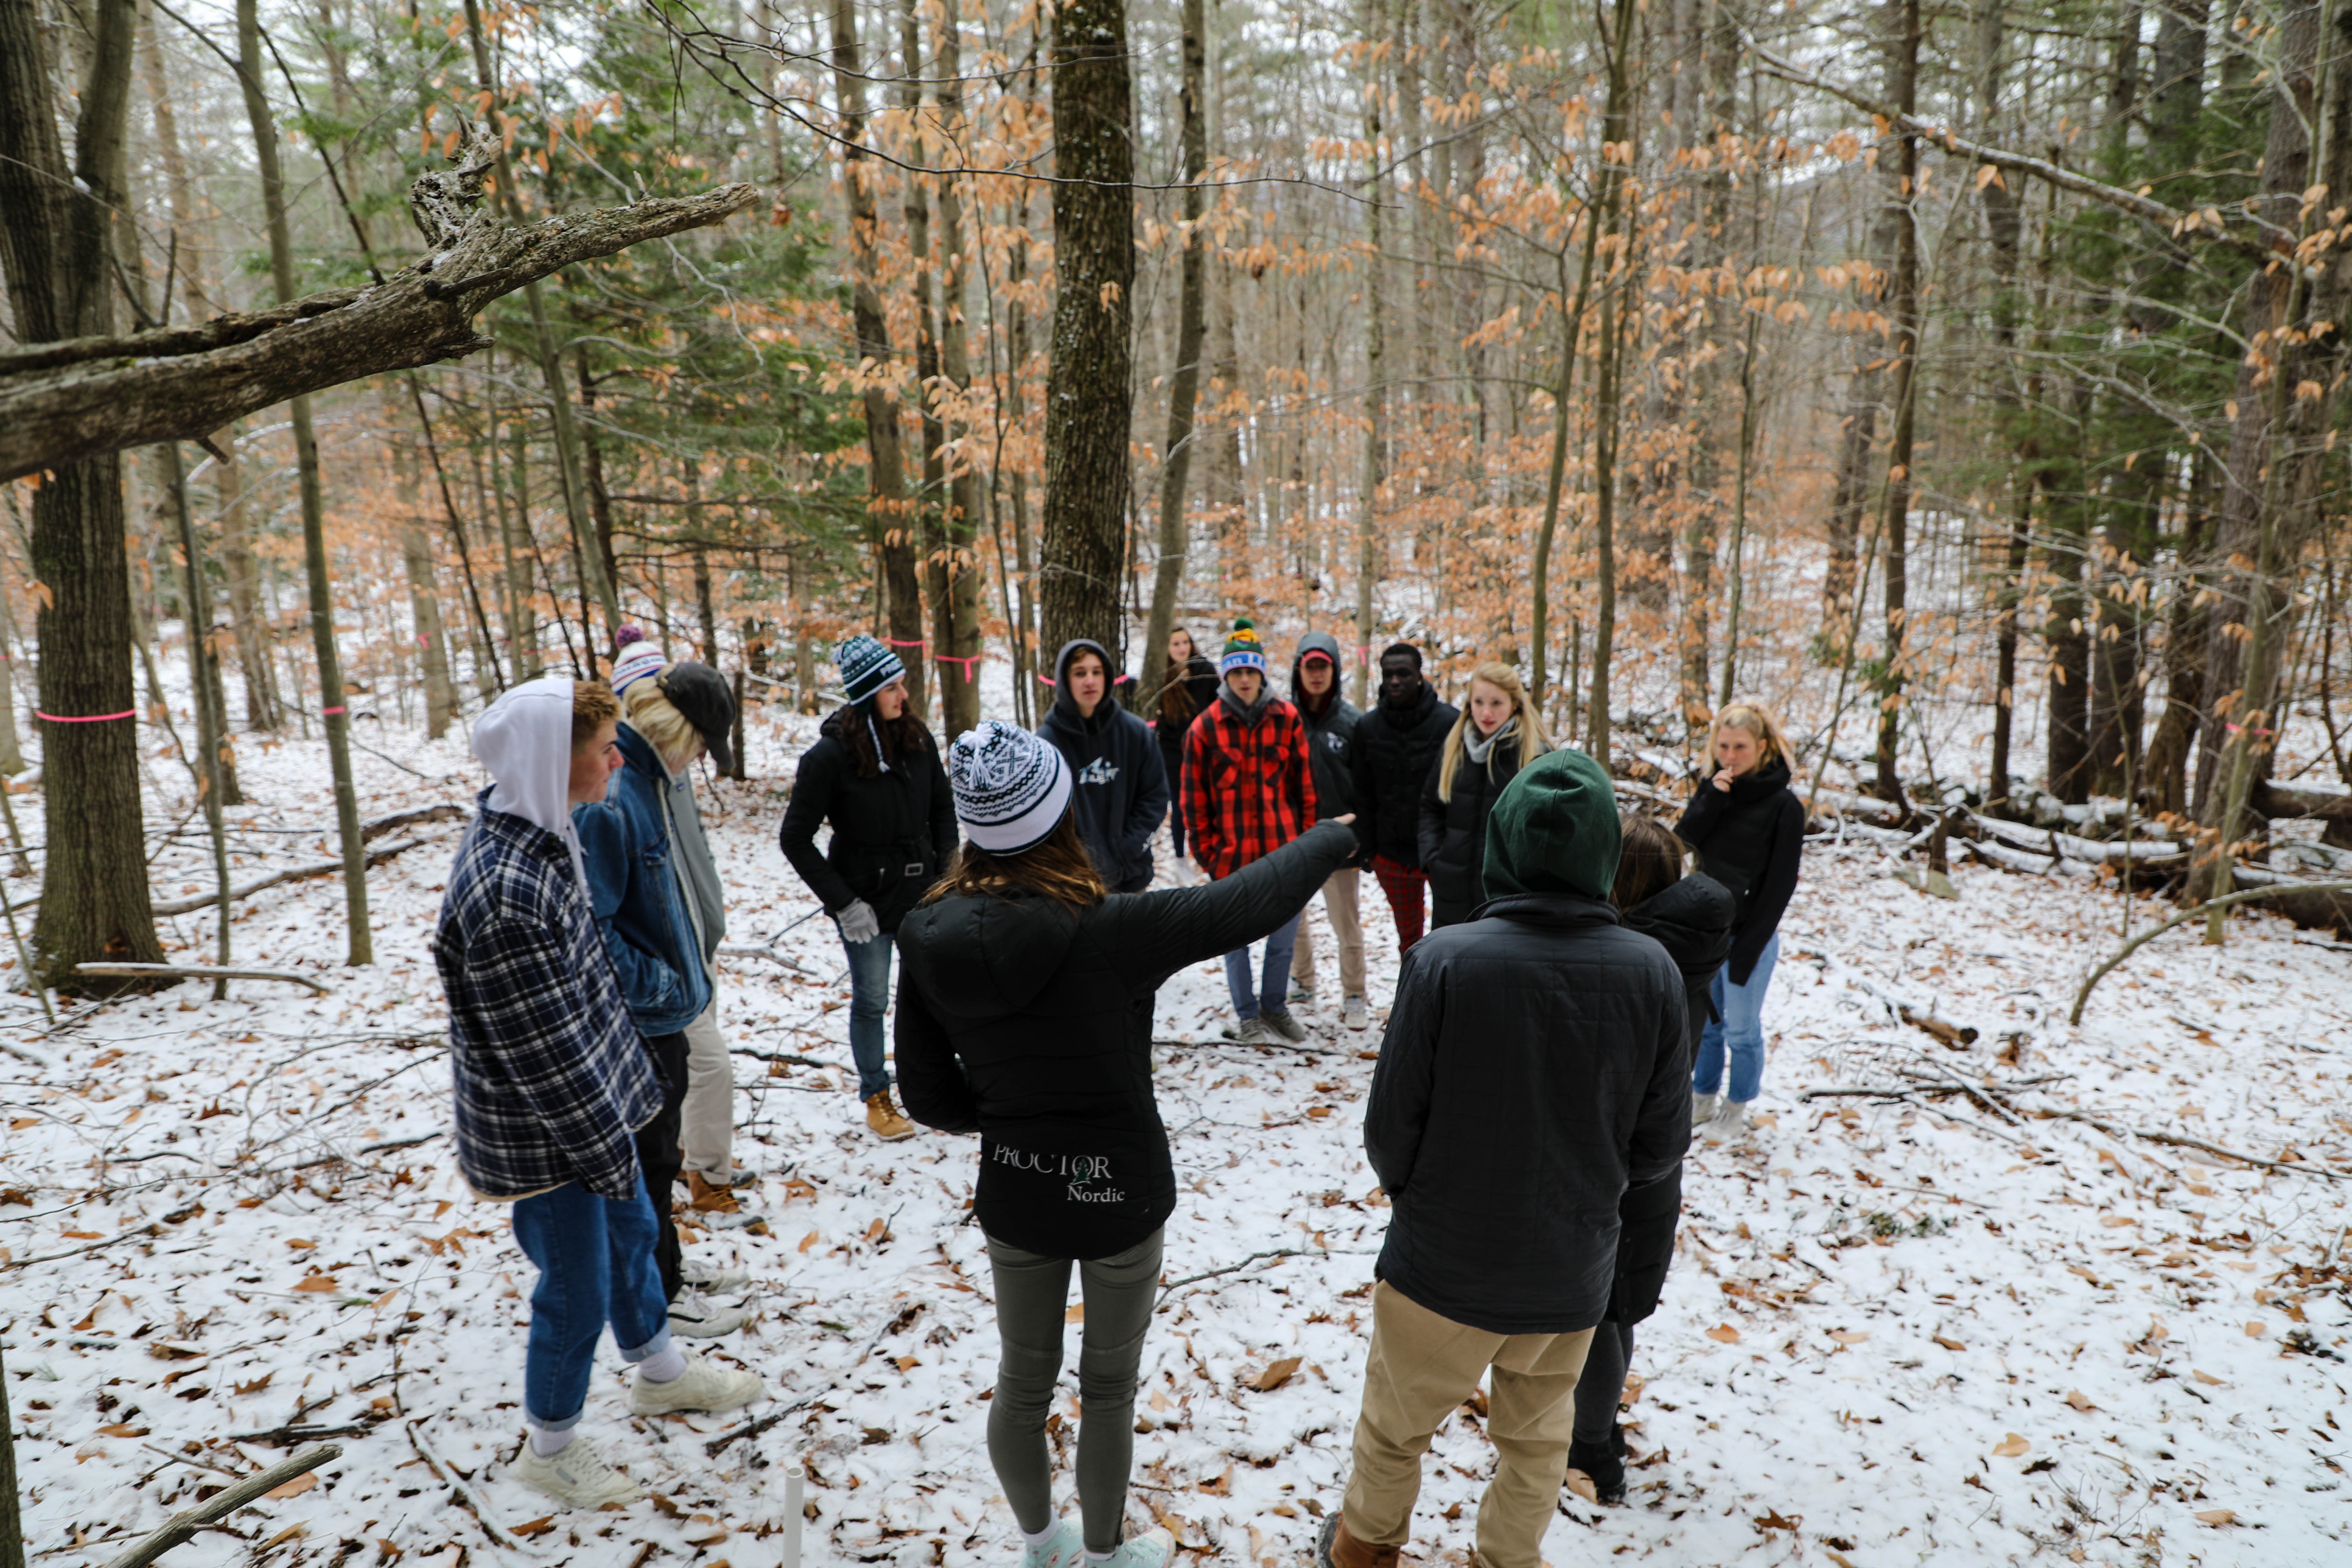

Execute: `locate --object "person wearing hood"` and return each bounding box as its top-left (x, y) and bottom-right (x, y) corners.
top-left (1417, 661), bottom-right (1550, 929)
top-left (1348, 642), bottom-right (1458, 959)
top-left (578, 642), bottom-right (750, 1340)
top-left (1567, 814), bottom-right (1734, 1504)
top-left (895, 720), bottom-right (1358, 1568)
top-left (1038, 637), bottom-right (1169, 893)
top-left (1673, 701), bottom-right (1804, 1143)
top-left (1285, 632), bottom-right (1368, 1029)
top-left (1315, 749), bottom-right (1688, 1568)
top-left (778, 635), bottom-right (958, 1142)
top-left (1181, 620), bottom-right (1320, 1043)
top-left (434, 677), bottom-right (761, 1510)
top-left (1151, 626), bottom-right (1222, 862)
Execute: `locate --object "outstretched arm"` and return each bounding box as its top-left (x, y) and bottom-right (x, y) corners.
top-left (1099, 820), bottom-right (1357, 990)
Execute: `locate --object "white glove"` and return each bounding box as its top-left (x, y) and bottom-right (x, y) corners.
top-left (837, 899), bottom-right (881, 945)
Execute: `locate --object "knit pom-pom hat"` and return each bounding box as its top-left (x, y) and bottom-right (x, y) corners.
top-left (835, 634), bottom-right (907, 706)
top-left (1219, 617), bottom-right (1268, 677)
top-left (947, 719), bottom-right (1072, 854)
top-left (609, 626), bottom-right (666, 695)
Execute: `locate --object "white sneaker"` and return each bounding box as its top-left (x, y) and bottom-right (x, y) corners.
top-left (667, 1287), bottom-right (751, 1338)
top-left (1342, 995), bottom-right (1369, 1031)
top-left (1703, 1100), bottom-right (1748, 1144)
top-left (1286, 982), bottom-right (1317, 1009)
top-left (629, 1349), bottom-right (763, 1416)
top-left (1021, 1518), bottom-right (1085, 1568)
top-left (1086, 1528), bottom-right (1174, 1568)
top-left (512, 1435), bottom-right (642, 1508)
top-left (1691, 1092), bottom-right (1721, 1129)
top-left (680, 1262), bottom-right (752, 1293)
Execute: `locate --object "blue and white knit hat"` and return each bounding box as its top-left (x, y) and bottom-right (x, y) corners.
top-left (835, 634), bottom-right (906, 706)
top-left (1219, 617), bottom-right (1268, 677)
top-left (947, 720), bottom-right (1072, 854)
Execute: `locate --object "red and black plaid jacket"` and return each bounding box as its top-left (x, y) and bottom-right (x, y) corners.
top-left (1181, 694), bottom-right (1318, 880)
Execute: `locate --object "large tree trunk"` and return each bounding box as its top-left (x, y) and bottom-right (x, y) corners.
top-left (1037, 0), bottom-right (1136, 661)
top-left (930, 11), bottom-right (985, 733)
top-left (1352, 0), bottom-right (1387, 706)
top-left (0, 0), bottom-right (168, 986)
top-left (1977, 0), bottom-right (2029, 805)
top-left (1146, 0), bottom-right (1210, 711)
top-left (1584, 0), bottom-right (1638, 769)
top-left (1872, 0), bottom-right (1921, 807)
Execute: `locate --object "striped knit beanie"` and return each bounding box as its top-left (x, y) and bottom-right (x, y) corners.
top-left (1219, 618), bottom-right (1267, 677)
top-left (609, 626), bottom-right (666, 695)
top-left (835, 634), bottom-right (906, 706)
top-left (947, 720), bottom-right (1072, 854)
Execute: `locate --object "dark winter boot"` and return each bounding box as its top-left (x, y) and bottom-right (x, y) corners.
top-left (1312, 1513), bottom-right (1399, 1568)
top-left (1568, 1428), bottom-right (1626, 1505)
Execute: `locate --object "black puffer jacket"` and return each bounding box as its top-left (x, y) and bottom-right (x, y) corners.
top-left (896, 820), bottom-right (1358, 1259)
top-left (1152, 654), bottom-right (1222, 802)
top-left (1673, 757), bottom-right (1803, 983)
top-left (1364, 892), bottom-right (1688, 1334)
top-left (1291, 632), bottom-right (1362, 821)
top-left (1608, 873), bottom-right (1734, 1324)
top-left (1351, 680), bottom-right (1458, 867)
top-left (777, 706), bottom-right (958, 935)
top-left (1416, 723), bottom-right (1531, 926)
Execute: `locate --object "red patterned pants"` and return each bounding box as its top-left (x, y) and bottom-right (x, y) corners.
top-left (1370, 854), bottom-right (1427, 957)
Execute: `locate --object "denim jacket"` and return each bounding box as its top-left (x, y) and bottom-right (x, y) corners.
top-left (574, 724), bottom-right (715, 1037)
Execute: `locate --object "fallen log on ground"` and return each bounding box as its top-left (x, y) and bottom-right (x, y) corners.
top-left (150, 836), bottom-right (425, 917)
top-left (72, 963), bottom-right (332, 994)
top-left (101, 1444), bottom-right (341, 1568)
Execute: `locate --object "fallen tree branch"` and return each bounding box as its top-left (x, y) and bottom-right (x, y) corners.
top-left (705, 1308), bottom-right (898, 1456)
top-left (407, 1420), bottom-right (536, 1553)
top-left (150, 835), bottom-right (426, 916)
top-left (362, 802), bottom-right (468, 842)
top-left (2068, 879), bottom-right (2352, 1022)
top-left (731, 1046), bottom-right (834, 1070)
top-left (73, 963), bottom-right (332, 994)
top-left (2028, 1106), bottom-right (2348, 1181)
top-left (102, 1443), bottom-right (342, 1568)
top-left (1157, 1247), bottom-right (1315, 1303)
top-left (0, 177), bottom-right (756, 482)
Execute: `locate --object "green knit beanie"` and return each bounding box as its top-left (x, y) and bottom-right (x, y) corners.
top-left (1482, 747), bottom-right (1622, 901)
top-left (1219, 618), bottom-right (1268, 676)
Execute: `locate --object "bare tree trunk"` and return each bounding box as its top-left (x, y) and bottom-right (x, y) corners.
top-left (395, 439), bottom-right (456, 738)
top-left (234, 0), bottom-right (370, 964)
top-left (1352, 0), bottom-right (1388, 707)
top-left (1585, 0), bottom-right (1638, 769)
top-left (1037, 0), bottom-right (1136, 659)
top-left (931, 9), bottom-right (984, 731)
top-left (1871, 0), bottom-right (1921, 808)
top-left (0, 0), bottom-right (167, 986)
top-left (1146, 0), bottom-right (1210, 707)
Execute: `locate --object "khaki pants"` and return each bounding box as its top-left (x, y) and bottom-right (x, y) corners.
top-left (1341, 1283), bottom-right (1594, 1568)
top-left (680, 1000), bottom-right (734, 1176)
top-left (1289, 866), bottom-right (1365, 998)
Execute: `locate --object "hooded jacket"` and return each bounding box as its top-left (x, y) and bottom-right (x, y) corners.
top-left (1180, 682), bottom-right (1318, 880)
top-left (1673, 756), bottom-right (1803, 984)
top-left (778, 704), bottom-right (959, 935)
top-left (1607, 872), bottom-right (1734, 1324)
top-left (435, 678), bottom-right (660, 1203)
top-left (896, 820), bottom-right (1359, 1259)
top-left (1350, 678), bottom-right (1458, 867)
top-left (1363, 750), bottom-right (1688, 1334)
top-left (574, 723), bottom-right (716, 1037)
top-left (1417, 722), bottom-right (1533, 924)
top-left (1038, 638), bottom-right (1171, 892)
top-left (1290, 632), bottom-right (1362, 821)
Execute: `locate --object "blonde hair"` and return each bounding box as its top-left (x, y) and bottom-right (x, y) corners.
top-left (1711, 701), bottom-right (1791, 771)
top-left (621, 674), bottom-right (705, 775)
top-left (1436, 662), bottom-right (1553, 802)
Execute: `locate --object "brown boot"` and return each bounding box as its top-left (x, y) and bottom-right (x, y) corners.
top-left (864, 1090), bottom-right (916, 1142)
top-left (1313, 1513), bottom-right (1399, 1568)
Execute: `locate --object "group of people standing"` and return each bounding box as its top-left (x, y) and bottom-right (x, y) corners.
top-left (432, 616), bottom-right (1807, 1565)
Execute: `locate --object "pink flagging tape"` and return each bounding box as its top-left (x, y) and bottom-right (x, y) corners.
top-left (936, 652), bottom-right (983, 676)
top-left (320, 705), bottom-right (348, 717)
top-left (36, 708), bottom-right (136, 723)
top-left (884, 637), bottom-right (929, 649)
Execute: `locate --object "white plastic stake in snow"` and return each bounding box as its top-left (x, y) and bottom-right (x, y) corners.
top-left (782, 1463), bottom-right (805, 1568)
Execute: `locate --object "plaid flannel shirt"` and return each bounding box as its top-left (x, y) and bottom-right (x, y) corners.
top-left (433, 793), bottom-right (659, 1202)
top-left (1181, 695), bottom-right (1318, 880)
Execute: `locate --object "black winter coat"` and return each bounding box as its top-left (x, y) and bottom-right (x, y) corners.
top-left (1290, 633), bottom-right (1362, 820)
top-left (1416, 725), bottom-right (1531, 926)
top-left (1608, 873), bottom-right (1734, 1324)
top-left (1152, 655), bottom-right (1222, 799)
top-left (1350, 681), bottom-right (1459, 867)
top-left (1673, 756), bottom-right (1803, 984)
top-left (1364, 892), bottom-right (1689, 1335)
top-left (1040, 640), bottom-right (1170, 893)
top-left (777, 706), bottom-right (959, 936)
top-left (895, 821), bottom-right (1358, 1259)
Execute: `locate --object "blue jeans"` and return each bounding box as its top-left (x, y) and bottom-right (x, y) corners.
top-left (510, 1174), bottom-right (673, 1431)
top-left (843, 930), bottom-right (894, 1100)
top-left (1692, 933), bottom-right (1779, 1104)
top-left (1224, 913), bottom-right (1300, 1020)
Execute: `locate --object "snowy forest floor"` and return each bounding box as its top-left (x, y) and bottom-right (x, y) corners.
top-left (5, 704), bottom-right (2351, 1568)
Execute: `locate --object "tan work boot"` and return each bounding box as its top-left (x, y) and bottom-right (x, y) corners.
top-left (1313, 1513), bottom-right (1399, 1568)
top-left (865, 1090), bottom-right (916, 1141)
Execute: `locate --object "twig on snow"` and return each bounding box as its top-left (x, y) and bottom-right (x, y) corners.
top-left (407, 1420), bottom-right (536, 1553)
top-left (705, 1308), bottom-right (900, 1456)
top-left (102, 1443), bottom-right (341, 1568)
top-left (1156, 1247), bottom-right (1315, 1304)
top-left (72, 962), bottom-right (333, 994)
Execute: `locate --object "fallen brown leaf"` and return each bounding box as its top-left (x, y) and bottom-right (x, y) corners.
top-left (510, 1516), bottom-right (557, 1538)
top-left (1564, 1469), bottom-right (1598, 1504)
top-left (2193, 1369), bottom-right (2227, 1386)
top-left (2194, 1509), bottom-right (2236, 1526)
top-left (1991, 1433), bottom-right (2031, 1457)
top-left (2066, 1391), bottom-right (2096, 1412)
top-left (1707, 1324), bottom-right (1741, 1344)
top-left (264, 1471), bottom-right (318, 1499)
top-left (292, 1275), bottom-right (340, 1293)
top-left (1932, 1334), bottom-right (1967, 1352)
top-left (1251, 1356), bottom-right (1303, 1392)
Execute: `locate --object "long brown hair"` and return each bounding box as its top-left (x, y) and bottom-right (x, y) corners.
top-left (1612, 814), bottom-right (1687, 911)
top-left (840, 702), bottom-right (932, 781)
top-left (1156, 625), bottom-right (1204, 728)
top-left (925, 809), bottom-right (1107, 911)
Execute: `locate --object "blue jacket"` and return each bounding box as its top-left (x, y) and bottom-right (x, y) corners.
top-left (433, 792), bottom-right (660, 1202)
top-left (574, 724), bottom-right (715, 1036)
top-left (1038, 638), bottom-right (1170, 892)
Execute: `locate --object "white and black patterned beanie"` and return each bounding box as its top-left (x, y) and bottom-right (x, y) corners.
top-left (835, 634), bottom-right (906, 706)
top-left (947, 719), bottom-right (1072, 854)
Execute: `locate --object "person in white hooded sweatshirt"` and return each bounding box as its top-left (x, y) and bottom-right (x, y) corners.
top-left (434, 676), bottom-right (761, 1508)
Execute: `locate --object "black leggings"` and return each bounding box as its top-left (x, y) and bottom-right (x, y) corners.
top-left (1570, 1321), bottom-right (1633, 1443)
top-left (635, 1029), bottom-right (690, 1302)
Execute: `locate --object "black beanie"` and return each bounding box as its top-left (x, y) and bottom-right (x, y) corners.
top-left (1380, 641), bottom-right (1423, 670)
